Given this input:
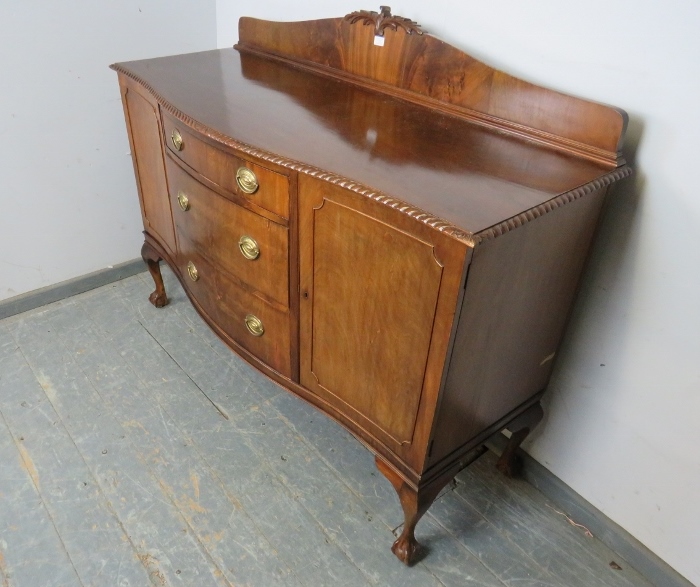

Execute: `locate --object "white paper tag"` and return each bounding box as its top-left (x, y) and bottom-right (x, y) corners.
top-left (374, 35), bottom-right (385, 47)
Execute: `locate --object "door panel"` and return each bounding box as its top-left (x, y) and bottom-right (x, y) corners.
top-left (308, 198), bottom-right (442, 444)
top-left (121, 82), bottom-right (176, 255)
top-left (298, 176), bottom-right (468, 458)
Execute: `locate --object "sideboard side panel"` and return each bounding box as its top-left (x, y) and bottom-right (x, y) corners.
top-left (428, 187), bottom-right (608, 468)
top-left (118, 76), bottom-right (176, 255)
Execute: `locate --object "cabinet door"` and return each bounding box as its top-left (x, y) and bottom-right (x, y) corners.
top-left (119, 78), bottom-right (176, 256)
top-left (298, 176), bottom-right (468, 464)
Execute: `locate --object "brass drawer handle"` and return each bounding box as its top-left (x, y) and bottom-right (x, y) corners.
top-left (171, 129), bottom-right (183, 151)
top-left (245, 314), bottom-right (264, 337)
top-left (177, 191), bottom-right (190, 211)
top-left (236, 167), bottom-right (259, 194)
top-left (238, 235), bottom-right (260, 260)
top-left (187, 261), bottom-right (199, 281)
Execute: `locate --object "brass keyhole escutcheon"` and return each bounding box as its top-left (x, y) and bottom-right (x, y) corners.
top-left (238, 235), bottom-right (260, 260)
top-left (245, 314), bottom-right (264, 336)
top-left (187, 261), bottom-right (199, 281)
top-left (236, 167), bottom-right (259, 194)
top-left (177, 191), bottom-right (190, 211)
top-left (171, 129), bottom-right (183, 151)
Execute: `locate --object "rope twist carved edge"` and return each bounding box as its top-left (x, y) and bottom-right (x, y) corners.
top-left (113, 65), bottom-right (632, 248)
top-left (113, 65), bottom-right (476, 244)
top-left (473, 166), bottom-right (632, 244)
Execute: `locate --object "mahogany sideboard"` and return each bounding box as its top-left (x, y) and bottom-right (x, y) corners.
top-left (111, 7), bottom-right (631, 565)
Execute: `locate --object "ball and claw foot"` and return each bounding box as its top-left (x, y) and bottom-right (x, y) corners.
top-left (148, 290), bottom-right (168, 308)
top-left (141, 241), bottom-right (169, 308)
top-left (375, 456), bottom-right (445, 566)
top-left (391, 530), bottom-right (420, 565)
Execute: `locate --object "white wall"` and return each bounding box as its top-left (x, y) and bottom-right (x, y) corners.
top-left (217, 1), bottom-right (700, 582)
top-left (0, 1), bottom-right (216, 302)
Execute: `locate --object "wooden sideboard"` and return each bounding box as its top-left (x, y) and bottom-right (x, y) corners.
top-left (111, 7), bottom-right (631, 565)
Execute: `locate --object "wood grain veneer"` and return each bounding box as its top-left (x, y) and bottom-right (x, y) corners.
top-left (166, 154), bottom-right (290, 308)
top-left (112, 6), bottom-right (631, 566)
top-left (237, 13), bottom-right (627, 165)
top-left (119, 79), bottom-right (176, 257)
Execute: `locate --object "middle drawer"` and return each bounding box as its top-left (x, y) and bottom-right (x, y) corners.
top-left (166, 154), bottom-right (289, 307)
top-left (177, 236), bottom-right (292, 379)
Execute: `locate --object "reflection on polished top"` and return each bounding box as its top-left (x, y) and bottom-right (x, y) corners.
top-left (114, 48), bottom-right (614, 235)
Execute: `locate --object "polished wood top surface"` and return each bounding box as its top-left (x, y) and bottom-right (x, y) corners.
top-left (114, 48), bottom-right (614, 236)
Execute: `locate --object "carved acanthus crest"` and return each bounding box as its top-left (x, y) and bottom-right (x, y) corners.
top-left (344, 6), bottom-right (423, 37)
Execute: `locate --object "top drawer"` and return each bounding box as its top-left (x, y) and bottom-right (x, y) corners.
top-left (162, 112), bottom-right (289, 220)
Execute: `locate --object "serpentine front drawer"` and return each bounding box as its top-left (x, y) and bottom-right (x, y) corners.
top-left (162, 112), bottom-right (290, 221)
top-left (165, 154), bottom-right (290, 307)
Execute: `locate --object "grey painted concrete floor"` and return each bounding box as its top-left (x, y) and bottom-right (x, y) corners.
top-left (0, 269), bottom-right (655, 587)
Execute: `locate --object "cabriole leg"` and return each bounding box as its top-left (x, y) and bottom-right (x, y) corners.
top-left (496, 401), bottom-right (544, 477)
top-left (375, 457), bottom-right (447, 565)
top-left (141, 241), bottom-right (169, 308)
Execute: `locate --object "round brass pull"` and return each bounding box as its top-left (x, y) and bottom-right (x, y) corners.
top-left (187, 261), bottom-right (199, 282)
top-left (171, 129), bottom-right (183, 151)
top-left (238, 235), bottom-right (260, 260)
top-left (177, 191), bottom-right (190, 211)
top-left (236, 167), bottom-right (259, 194)
top-left (244, 314), bottom-right (264, 337)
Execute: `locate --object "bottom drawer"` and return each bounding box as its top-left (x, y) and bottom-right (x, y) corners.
top-left (177, 235), bottom-right (292, 378)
